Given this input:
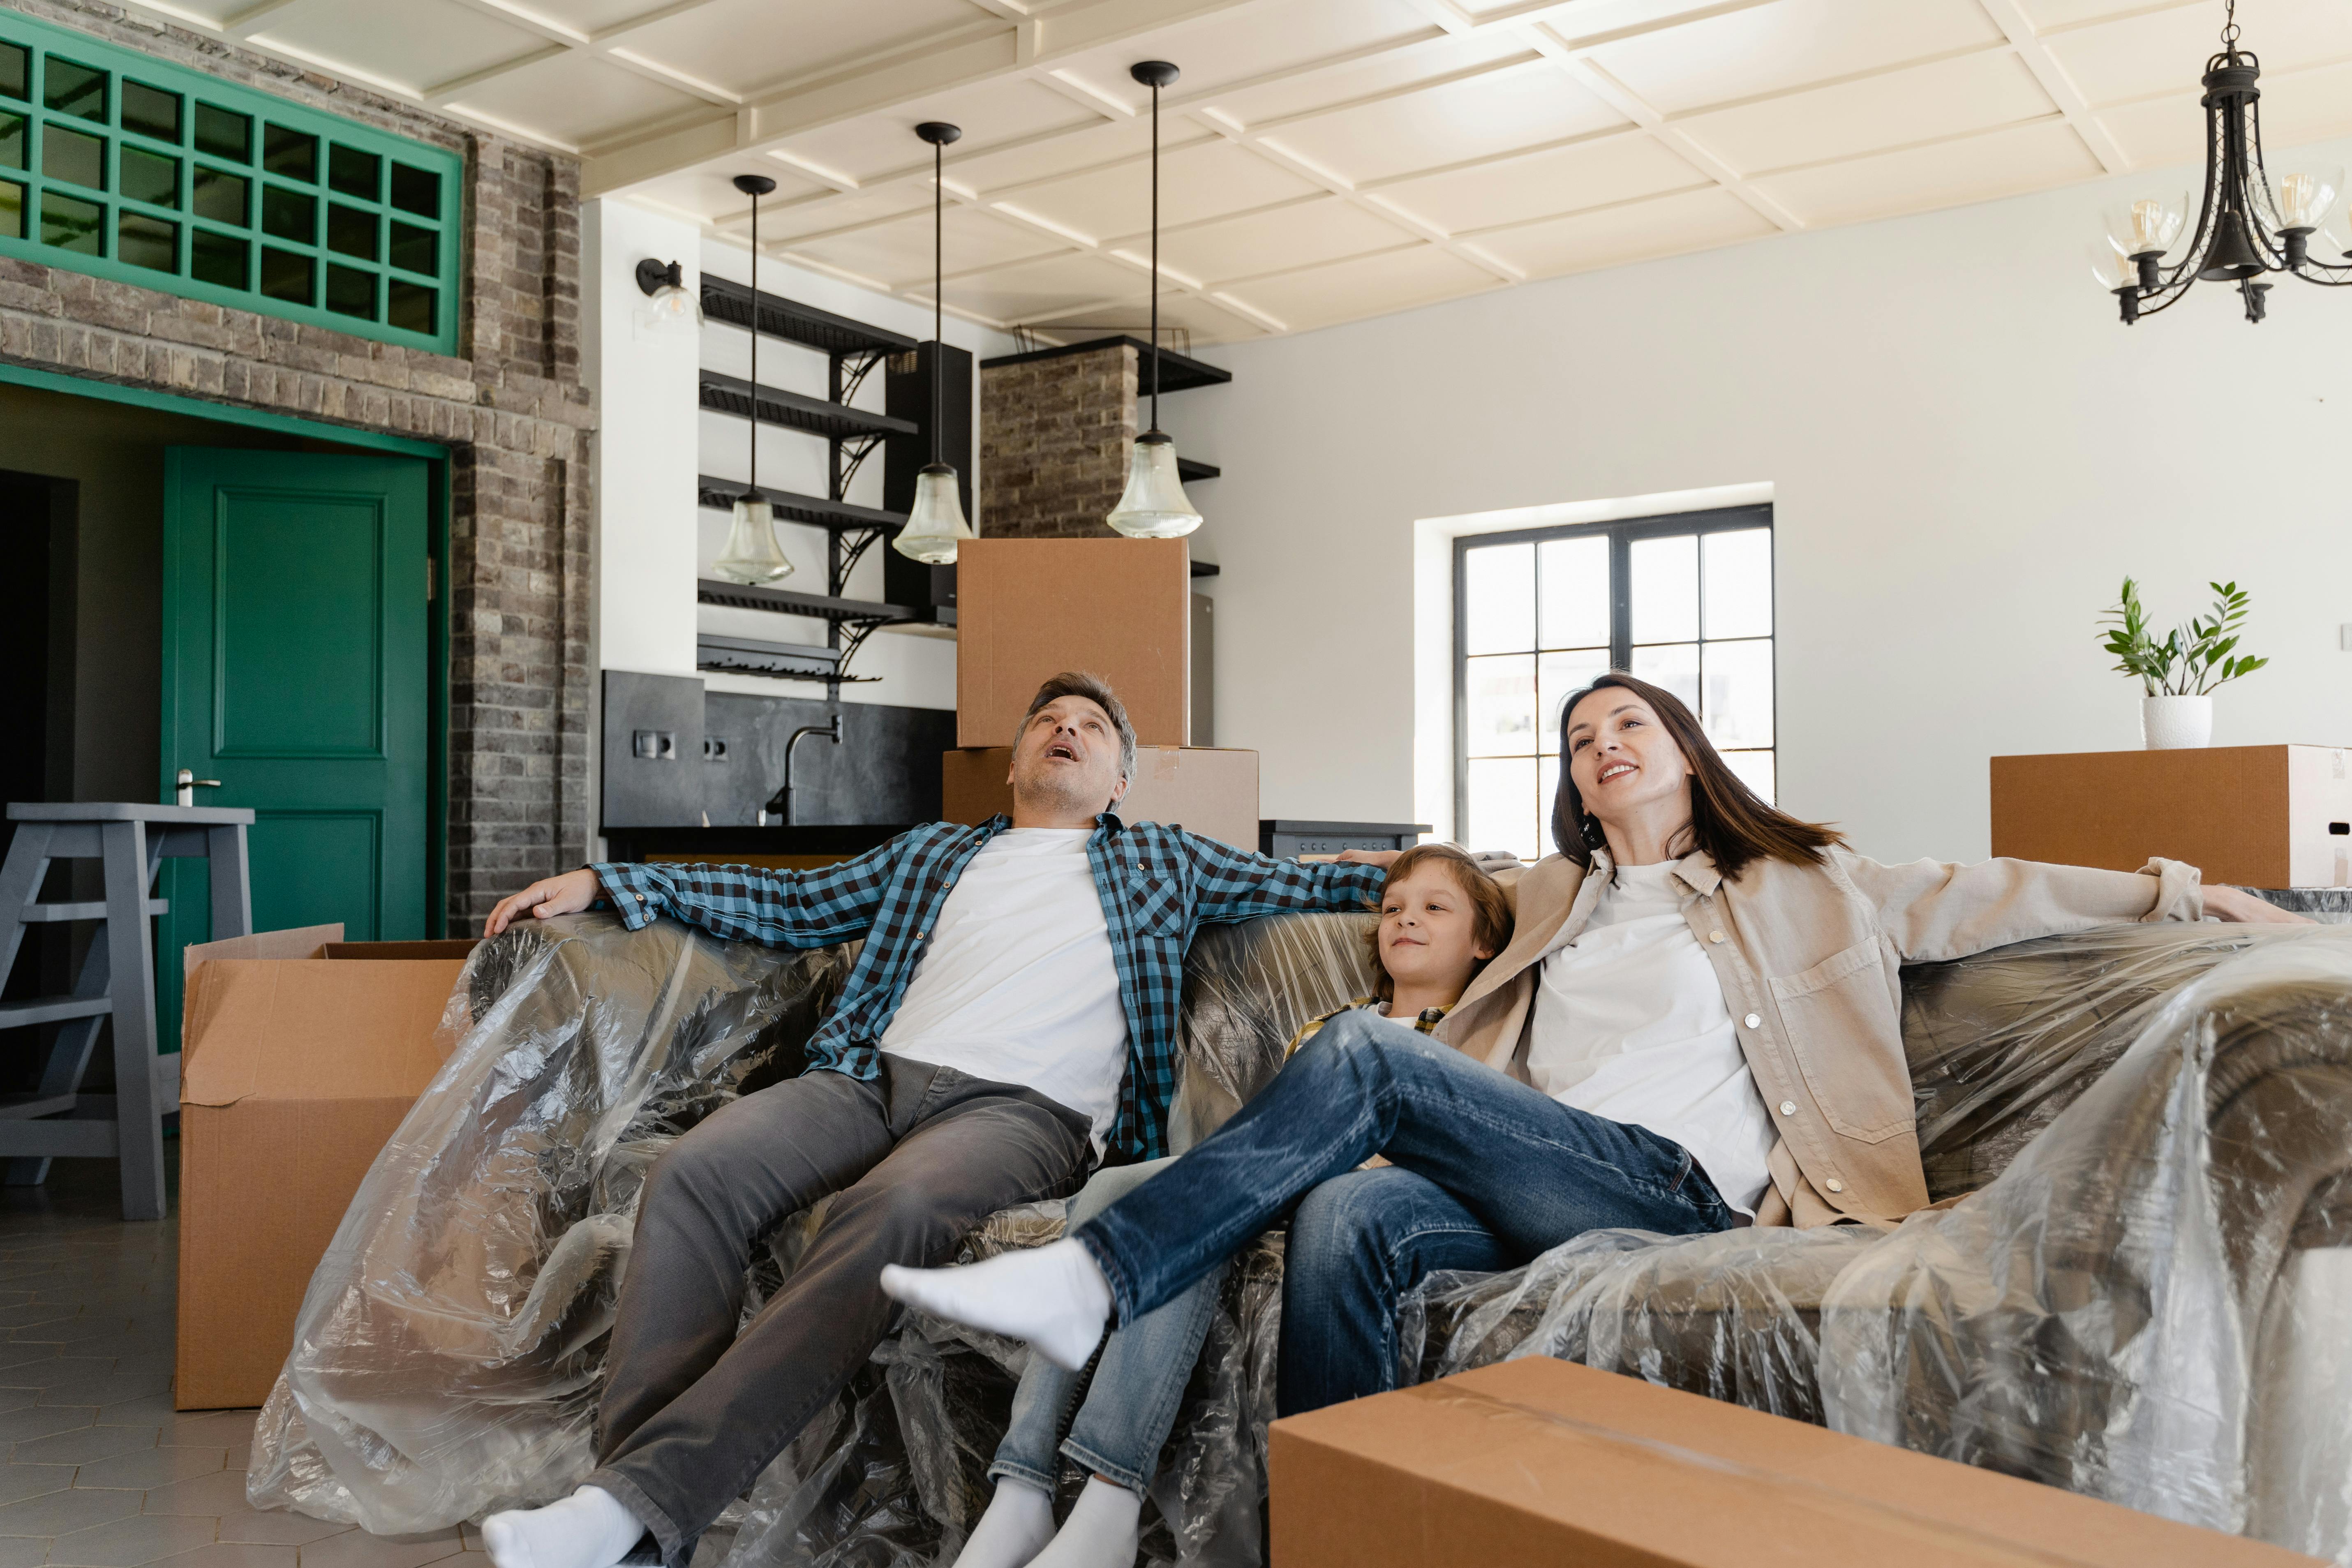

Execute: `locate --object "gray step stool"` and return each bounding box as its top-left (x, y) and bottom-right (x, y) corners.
top-left (0, 803), bottom-right (254, 1221)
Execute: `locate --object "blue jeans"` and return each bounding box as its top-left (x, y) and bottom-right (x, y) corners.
top-left (1077, 1011), bottom-right (1736, 1412)
top-left (989, 1158), bottom-right (1225, 1496)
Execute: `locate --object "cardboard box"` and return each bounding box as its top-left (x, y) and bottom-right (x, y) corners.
top-left (1270, 1359), bottom-right (2318, 1568)
top-left (1991, 744), bottom-right (2352, 888)
top-left (175, 925), bottom-right (477, 1409)
top-left (942, 746), bottom-right (1259, 851)
top-left (954, 537), bottom-right (1191, 748)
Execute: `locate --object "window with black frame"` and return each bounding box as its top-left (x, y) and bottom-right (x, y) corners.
top-left (1455, 505), bottom-right (1775, 861)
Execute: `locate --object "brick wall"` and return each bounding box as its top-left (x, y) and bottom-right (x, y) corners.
top-left (978, 343), bottom-right (1136, 538)
top-left (0, 1), bottom-right (594, 931)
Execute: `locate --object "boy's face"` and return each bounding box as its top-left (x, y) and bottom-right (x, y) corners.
top-left (1377, 862), bottom-right (1495, 1002)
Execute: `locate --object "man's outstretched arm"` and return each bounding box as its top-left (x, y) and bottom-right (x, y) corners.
top-left (483, 840), bottom-right (904, 948)
top-left (1184, 834), bottom-right (1387, 924)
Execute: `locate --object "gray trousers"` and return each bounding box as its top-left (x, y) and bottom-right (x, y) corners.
top-left (586, 1057), bottom-right (1092, 1566)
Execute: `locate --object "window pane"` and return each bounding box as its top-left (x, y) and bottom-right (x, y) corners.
top-left (388, 219), bottom-right (434, 274)
top-left (39, 191), bottom-right (103, 253)
top-left (43, 126), bottom-right (105, 190)
top-left (387, 279), bottom-right (435, 334)
top-left (45, 58), bottom-right (107, 122)
top-left (389, 161), bottom-right (438, 216)
top-left (328, 143), bottom-right (379, 199)
top-left (1463, 542), bottom-right (1534, 656)
top-left (1538, 755), bottom-right (1561, 856)
top-left (263, 123), bottom-right (315, 180)
top-left (1537, 648), bottom-right (1610, 754)
top-left (1703, 528), bottom-right (1772, 639)
top-left (1723, 750), bottom-right (1776, 804)
top-left (191, 228), bottom-right (246, 288)
top-left (1629, 642), bottom-right (1698, 714)
top-left (194, 103), bottom-right (249, 161)
top-left (122, 81), bottom-right (182, 142)
top-left (1467, 757), bottom-right (1541, 864)
top-left (0, 43), bottom-right (25, 102)
top-left (1465, 654), bottom-right (1536, 758)
top-left (261, 184), bottom-right (314, 242)
top-left (259, 245), bottom-right (312, 302)
top-left (1701, 638), bottom-right (1773, 749)
top-left (0, 180), bottom-right (21, 240)
top-left (1537, 534), bottom-right (1608, 650)
top-left (0, 112), bottom-right (21, 170)
top-left (117, 211), bottom-right (175, 271)
top-left (121, 147), bottom-right (178, 207)
top-left (1629, 534), bottom-right (1697, 643)
top-left (325, 262), bottom-right (376, 319)
top-left (192, 165), bottom-right (246, 224)
top-left (327, 202), bottom-right (376, 259)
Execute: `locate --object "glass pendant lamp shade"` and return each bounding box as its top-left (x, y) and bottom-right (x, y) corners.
top-left (894, 463), bottom-right (973, 564)
top-left (2273, 164), bottom-right (2345, 231)
top-left (714, 495), bottom-right (793, 583)
top-left (1106, 430), bottom-right (1201, 539)
top-left (2102, 193), bottom-right (2188, 258)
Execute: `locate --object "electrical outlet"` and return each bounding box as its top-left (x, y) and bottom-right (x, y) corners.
top-left (704, 736), bottom-right (730, 761)
top-left (633, 730), bottom-right (677, 760)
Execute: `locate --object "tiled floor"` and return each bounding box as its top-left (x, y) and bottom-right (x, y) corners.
top-left (0, 1157), bottom-right (492, 1568)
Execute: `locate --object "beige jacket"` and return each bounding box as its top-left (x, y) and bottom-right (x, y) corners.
top-left (1435, 847), bottom-right (2204, 1227)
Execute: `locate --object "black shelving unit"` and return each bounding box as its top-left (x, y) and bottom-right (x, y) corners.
top-left (982, 335), bottom-right (1230, 491)
top-left (699, 276), bottom-right (928, 694)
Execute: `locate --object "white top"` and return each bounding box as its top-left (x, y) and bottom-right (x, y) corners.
top-left (879, 828), bottom-right (1129, 1149)
top-left (1525, 861), bottom-right (1777, 1216)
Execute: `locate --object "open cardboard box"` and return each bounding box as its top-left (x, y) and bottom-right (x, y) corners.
top-left (1270, 1358), bottom-right (2320, 1568)
top-left (174, 925), bottom-right (477, 1410)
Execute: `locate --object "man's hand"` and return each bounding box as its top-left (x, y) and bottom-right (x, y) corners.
top-left (1334, 848), bottom-right (1401, 869)
top-left (485, 868), bottom-right (603, 936)
top-left (2202, 884), bottom-right (2314, 925)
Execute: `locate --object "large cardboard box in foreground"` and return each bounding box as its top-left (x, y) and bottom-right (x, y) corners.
top-left (1991, 744), bottom-right (2352, 888)
top-left (943, 746), bottom-right (1259, 852)
top-left (175, 925), bottom-right (476, 1410)
top-left (953, 537), bottom-right (1191, 748)
top-left (1270, 1358), bottom-right (2318, 1568)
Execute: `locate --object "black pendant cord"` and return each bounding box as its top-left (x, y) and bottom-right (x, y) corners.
top-left (934, 137), bottom-right (944, 467)
top-left (1149, 75), bottom-right (1161, 435)
top-left (748, 188), bottom-right (757, 499)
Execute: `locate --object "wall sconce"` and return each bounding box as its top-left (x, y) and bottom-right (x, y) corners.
top-left (634, 258), bottom-right (703, 326)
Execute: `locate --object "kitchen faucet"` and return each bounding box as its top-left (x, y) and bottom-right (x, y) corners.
top-left (759, 713), bottom-right (842, 826)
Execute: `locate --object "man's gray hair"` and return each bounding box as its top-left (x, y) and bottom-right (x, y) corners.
top-left (1019, 671), bottom-right (1137, 782)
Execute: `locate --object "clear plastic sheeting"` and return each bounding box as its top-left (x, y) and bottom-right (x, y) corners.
top-left (1397, 924), bottom-right (2352, 1566)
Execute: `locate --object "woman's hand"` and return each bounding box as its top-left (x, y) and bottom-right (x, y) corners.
top-left (2203, 885), bottom-right (2314, 925)
top-left (485, 868), bottom-right (602, 936)
top-left (1335, 848), bottom-right (1401, 868)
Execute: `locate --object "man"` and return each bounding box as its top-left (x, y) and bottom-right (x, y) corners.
top-left (474, 672), bottom-right (1386, 1568)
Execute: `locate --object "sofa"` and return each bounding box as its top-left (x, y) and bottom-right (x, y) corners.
top-left (245, 909), bottom-right (2352, 1568)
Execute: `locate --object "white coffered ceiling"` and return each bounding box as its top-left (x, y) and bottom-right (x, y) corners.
top-left (122, 0), bottom-right (2352, 343)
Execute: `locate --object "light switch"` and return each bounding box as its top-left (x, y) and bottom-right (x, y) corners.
top-left (633, 730), bottom-right (677, 760)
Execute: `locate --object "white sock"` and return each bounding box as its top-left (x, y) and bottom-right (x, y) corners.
top-left (480, 1485), bottom-right (644, 1568)
top-left (1028, 1478), bottom-right (1142, 1568)
top-left (951, 1477), bottom-right (1057, 1568)
top-left (879, 1238), bottom-right (1112, 1371)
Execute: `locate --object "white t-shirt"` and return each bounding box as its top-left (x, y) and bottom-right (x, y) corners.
top-left (1525, 861), bottom-right (1777, 1216)
top-left (879, 828), bottom-right (1129, 1148)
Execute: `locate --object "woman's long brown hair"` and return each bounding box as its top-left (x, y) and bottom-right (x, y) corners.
top-left (1551, 671), bottom-right (1842, 880)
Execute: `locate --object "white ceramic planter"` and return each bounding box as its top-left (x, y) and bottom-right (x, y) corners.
top-left (2142, 694), bottom-right (2213, 750)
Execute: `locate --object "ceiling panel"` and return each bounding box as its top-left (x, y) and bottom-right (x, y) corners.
top-left (1258, 59), bottom-right (1627, 186)
top-left (1371, 130), bottom-right (1702, 233)
top-left (1001, 139), bottom-right (1324, 242)
top-left (1207, 30), bottom-right (1531, 127)
top-left (943, 251), bottom-right (1142, 321)
top-left (2045, 4), bottom-right (2352, 108)
top-left (778, 75), bottom-right (1101, 186)
top-left (619, 0), bottom-right (988, 99)
top-left (1469, 185), bottom-right (1779, 277)
top-left (2250, 56), bottom-right (2352, 149)
top-left (2092, 94), bottom-right (2204, 171)
top-left (1584, 0), bottom-right (2005, 115)
top-left (1023, 289), bottom-right (1271, 346)
top-left (950, 118), bottom-right (1169, 194)
top-left (1044, 0), bottom-right (1437, 113)
top-left (1222, 244), bottom-right (1498, 331)
top-left (1677, 48), bottom-right (2057, 177)
top-left (454, 52), bottom-right (713, 148)
top-left (791, 204), bottom-right (1068, 289)
top-left (1752, 118), bottom-right (2102, 227)
top-left (1158, 196), bottom-right (1421, 283)
top-left (494, 0), bottom-right (681, 32)
top-left (629, 165), bottom-right (849, 228)
top-left (255, 0), bottom-right (552, 95)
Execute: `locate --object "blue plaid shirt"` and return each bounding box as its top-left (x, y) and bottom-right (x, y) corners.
top-left (592, 813), bottom-right (1384, 1162)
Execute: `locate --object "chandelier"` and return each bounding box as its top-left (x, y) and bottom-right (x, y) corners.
top-left (2093, 0), bottom-right (2349, 325)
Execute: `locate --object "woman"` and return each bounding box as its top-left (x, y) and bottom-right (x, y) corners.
top-left (955, 846), bottom-right (1512, 1568)
top-left (883, 672), bottom-right (2300, 1420)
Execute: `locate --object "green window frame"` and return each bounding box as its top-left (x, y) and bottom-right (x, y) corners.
top-left (0, 11), bottom-right (461, 355)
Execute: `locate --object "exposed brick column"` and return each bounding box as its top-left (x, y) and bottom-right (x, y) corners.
top-left (2, 0), bottom-right (596, 933)
top-left (978, 343), bottom-right (1137, 537)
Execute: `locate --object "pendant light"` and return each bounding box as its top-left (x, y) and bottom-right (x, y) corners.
top-left (894, 121), bottom-right (976, 566)
top-left (713, 172), bottom-right (794, 584)
top-left (1106, 60), bottom-right (1201, 540)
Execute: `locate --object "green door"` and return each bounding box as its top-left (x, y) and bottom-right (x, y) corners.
top-left (157, 448), bottom-right (431, 1044)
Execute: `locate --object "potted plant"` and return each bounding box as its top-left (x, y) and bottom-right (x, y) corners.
top-left (2096, 577), bottom-right (2269, 749)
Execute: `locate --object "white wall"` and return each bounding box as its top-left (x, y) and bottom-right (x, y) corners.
top-left (1188, 134), bottom-right (2352, 864)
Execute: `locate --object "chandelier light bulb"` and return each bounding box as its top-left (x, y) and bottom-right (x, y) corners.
top-left (2273, 166), bottom-right (2345, 231)
top-left (713, 496), bottom-right (794, 584)
top-left (2105, 194), bottom-right (2186, 257)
